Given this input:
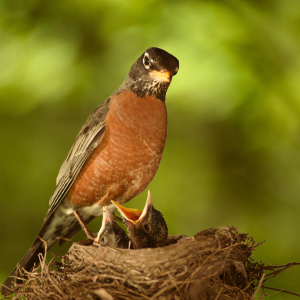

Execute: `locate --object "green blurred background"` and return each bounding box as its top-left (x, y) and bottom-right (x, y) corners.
top-left (1, 0), bottom-right (300, 298)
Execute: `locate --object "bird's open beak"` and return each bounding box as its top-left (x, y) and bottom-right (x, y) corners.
top-left (111, 191), bottom-right (153, 224)
top-left (136, 190), bottom-right (153, 222)
top-left (97, 206), bottom-right (114, 241)
top-left (150, 70), bottom-right (171, 82)
top-left (103, 206), bottom-right (114, 225)
top-left (111, 201), bottom-right (142, 224)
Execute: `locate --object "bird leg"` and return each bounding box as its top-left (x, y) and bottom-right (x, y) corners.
top-left (73, 211), bottom-right (96, 240)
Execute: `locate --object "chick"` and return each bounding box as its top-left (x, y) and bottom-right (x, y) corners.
top-left (95, 206), bottom-right (130, 249)
top-left (112, 191), bottom-right (168, 249)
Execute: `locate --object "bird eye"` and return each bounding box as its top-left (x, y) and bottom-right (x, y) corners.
top-left (143, 53), bottom-right (150, 69)
top-left (101, 237), bottom-right (105, 244)
top-left (144, 223), bottom-right (150, 231)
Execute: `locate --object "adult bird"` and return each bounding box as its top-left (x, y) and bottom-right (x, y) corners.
top-left (112, 190), bottom-right (168, 249)
top-left (0, 47), bottom-right (179, 296)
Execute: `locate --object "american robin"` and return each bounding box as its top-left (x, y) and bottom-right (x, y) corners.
top-left (0, 47), bottom-right (179, 296)
top-left (112, 190), bottom-right (168, 249)
top-left (96, 206), bottom-right (130, 249)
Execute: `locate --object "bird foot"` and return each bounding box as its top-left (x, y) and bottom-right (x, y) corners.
top-left (86, 231), bottom-right (98, 240)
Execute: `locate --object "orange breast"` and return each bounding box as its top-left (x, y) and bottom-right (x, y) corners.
top-left (67, 90), bottom-right (167, 207)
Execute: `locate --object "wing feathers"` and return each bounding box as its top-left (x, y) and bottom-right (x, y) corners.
top-left (47, 97), bottom-right (111, 217)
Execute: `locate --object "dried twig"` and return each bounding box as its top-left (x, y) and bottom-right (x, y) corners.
top-left (251, 272), bottom-right (265, 300)
top-left (264, 286), bottom-right (300, 297)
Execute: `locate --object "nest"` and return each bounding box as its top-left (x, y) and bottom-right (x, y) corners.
top-left (8, 227), bottom-right (298, 300)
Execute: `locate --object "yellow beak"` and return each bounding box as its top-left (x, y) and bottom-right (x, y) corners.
top-left (111, 201), bottom-right (142, 224)
top-left (150, 70), bottom-right (171, 82)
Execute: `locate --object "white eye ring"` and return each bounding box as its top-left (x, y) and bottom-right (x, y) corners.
top-left (143, 53), bottom-right (151, 69)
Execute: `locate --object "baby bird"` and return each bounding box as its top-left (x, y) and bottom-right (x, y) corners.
top-left (96, 206), bottom-right (130, 249)
top-left (112, 191), bottom-right (168, 249)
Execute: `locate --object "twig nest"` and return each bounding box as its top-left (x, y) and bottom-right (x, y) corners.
top-left (11, 227), bottom-right (270, 299)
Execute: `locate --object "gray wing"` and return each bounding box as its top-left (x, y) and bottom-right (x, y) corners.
top-left (46, 97), bottom-right (111, 218)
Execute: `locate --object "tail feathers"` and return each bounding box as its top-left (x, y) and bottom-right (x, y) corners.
top-left (0, 237), bottom-right (55, 297)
